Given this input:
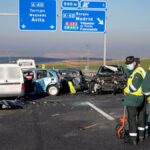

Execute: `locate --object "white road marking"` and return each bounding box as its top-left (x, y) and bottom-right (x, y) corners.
top-left (83, 123), bottom-right (98, 129)
top-left (51, 113), bottom-right (60, 117)
top-left (86, 102), bottom-right (115, 121)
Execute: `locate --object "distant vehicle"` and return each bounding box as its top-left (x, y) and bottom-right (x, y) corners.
top-left (88, 65), bottom-right (127, 94)
top-left (58, 68), bottom-right (88, 92)
top-left (17, 59), bottom-right (36, 70)
top-left (23, 68), bottom-right (62, 96)
top-left (0, 64), bottom-right (24, 98)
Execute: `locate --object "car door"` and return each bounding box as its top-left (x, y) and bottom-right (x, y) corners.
top-left (34, 70), bottom-right (52, 93)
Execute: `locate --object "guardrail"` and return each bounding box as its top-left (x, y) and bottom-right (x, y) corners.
top-left (82, 70), bottom-right (97, 77)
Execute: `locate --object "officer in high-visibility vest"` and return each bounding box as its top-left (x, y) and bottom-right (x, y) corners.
top-left (142, 67), bottom-right (150, 138)
top-left (124, 56), bottom-right (146, 145)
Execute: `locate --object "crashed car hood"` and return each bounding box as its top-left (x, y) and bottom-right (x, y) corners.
top-left (104, 65), bottom-right (118, 72)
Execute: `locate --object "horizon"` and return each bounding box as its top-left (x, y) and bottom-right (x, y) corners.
top-left (0, 0), bottom-right (150, 59)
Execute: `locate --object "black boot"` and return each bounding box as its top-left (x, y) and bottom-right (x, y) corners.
top-left (129, 137), bottom-right (138, 145)
top-left (145, 128), bottom-right (149, 139)
top-left (138, 130), bottom-right (145, 142)
top-left (139, 136), bottom-right (144, 142)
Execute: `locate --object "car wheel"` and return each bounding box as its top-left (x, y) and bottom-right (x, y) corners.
top-left (89, 81), bottom-right (96, 94)
top-left (47, 85), bottom-right (59, 96)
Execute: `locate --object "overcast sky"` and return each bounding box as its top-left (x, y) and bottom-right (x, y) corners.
top-left (0, 0), bottom-right (150, 59)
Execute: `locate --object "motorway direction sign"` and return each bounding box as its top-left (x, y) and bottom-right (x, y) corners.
top-left (62, 0), bottom-right (79, 9)
top-left (19, 0), bottom-right (56, 30)
top-left (62, 10), bottom-right (105, 32)
top-left (80, 1), bottom-right (106, 9)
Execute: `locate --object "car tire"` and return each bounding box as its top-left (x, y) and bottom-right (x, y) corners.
top-left (89, 81), bottom-right (96, 94)
top-left (47, 85), bottom-right (59, 96)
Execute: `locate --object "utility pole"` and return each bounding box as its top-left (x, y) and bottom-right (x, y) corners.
top-left (86, 44), bottom-right (90, 70)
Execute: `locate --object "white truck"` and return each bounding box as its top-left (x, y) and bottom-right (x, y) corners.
top-left (17, 59), bottom-right (36, 70)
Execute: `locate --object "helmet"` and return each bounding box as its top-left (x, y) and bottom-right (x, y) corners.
top-left (125, 56), bottom-right (135, 64)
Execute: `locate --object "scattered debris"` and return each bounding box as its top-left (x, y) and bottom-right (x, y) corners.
top-left (0, 99), bottom-right (24, 109)
top-left (82, 123), bottom-right (98, 129)
top-left (78, 123), bottom-right (98, 130)
top-left (51, 113), bottom-right (60, 117)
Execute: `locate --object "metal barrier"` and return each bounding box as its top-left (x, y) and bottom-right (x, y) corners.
top-left (82, 70), bottom-right (97, 78)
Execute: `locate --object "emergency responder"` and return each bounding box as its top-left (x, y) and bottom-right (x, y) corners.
top-left (142, 67), bottom-right (150, 138)
top-left (124, 56), bottom-right (146, 145)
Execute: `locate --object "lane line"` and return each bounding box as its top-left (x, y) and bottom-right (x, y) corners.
top-left (86, 102), bottom-right (115, 121)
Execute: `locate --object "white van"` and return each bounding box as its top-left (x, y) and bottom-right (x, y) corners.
top-left (0, 64), bottom-right (24, 98)
top-left (17, 59), bottom-right (36, 70)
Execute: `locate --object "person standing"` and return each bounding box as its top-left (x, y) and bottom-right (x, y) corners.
top-left (142, 67), bottom-right (150, 138)
top-left (124, 56), bottom-right (146, 145)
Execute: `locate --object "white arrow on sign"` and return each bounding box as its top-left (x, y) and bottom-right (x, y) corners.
top-left (21, 24), bottom-right (26, 29)
top-left (50, 25), bottom-right (55, 29)
top-left (97, 18), bottom-right (104, 25)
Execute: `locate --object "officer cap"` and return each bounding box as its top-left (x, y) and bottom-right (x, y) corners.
top-left (125, 56), bottom-right (135, 64)
top-left (135, 58), bottom-right (140, 64)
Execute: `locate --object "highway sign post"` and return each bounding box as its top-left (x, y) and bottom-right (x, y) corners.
top-left (61, 0), bottom-right (107, 65)
top-left (19, 0), bottom-right (56, 30)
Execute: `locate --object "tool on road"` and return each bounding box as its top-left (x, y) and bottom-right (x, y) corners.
top-left (116, 106), bottom-right (128, 139)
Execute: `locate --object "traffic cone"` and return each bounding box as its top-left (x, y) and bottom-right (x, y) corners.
top-left (68, 81), bottom-right (76, 94)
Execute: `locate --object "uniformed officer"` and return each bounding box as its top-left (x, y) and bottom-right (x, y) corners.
top-left (142, 67), bottom-right (150, 138)
top-left (124, 56), bottom-right (146, 145)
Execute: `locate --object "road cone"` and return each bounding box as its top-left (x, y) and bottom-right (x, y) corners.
top-left (68, 81), bottom-right (76, 94)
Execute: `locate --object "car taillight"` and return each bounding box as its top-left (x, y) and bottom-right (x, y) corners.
top-left (21, 83), bottom-right (25, 92)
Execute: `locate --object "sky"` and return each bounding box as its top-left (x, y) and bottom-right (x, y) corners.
top-left (0, 0), bottom-right (150, 59)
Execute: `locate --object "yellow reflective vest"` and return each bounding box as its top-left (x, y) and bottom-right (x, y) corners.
top-left (124, 67), bottom-right (146, 96)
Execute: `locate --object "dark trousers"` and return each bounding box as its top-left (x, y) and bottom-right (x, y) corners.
top-left (127, 100), bottom-right (146, 140)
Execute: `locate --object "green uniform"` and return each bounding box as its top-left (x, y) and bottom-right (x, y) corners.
top-left (142, 69), bottom-right (150, 95)
top-left (142, 68), bottom-right (150, 122)
top-left (123, 66), bottom-right (146, 141)
top-left (124, 67), bottom-right (146, 107)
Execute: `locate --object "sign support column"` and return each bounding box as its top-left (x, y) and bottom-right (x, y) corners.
top-left (103, 31), bottom-right (107, 65)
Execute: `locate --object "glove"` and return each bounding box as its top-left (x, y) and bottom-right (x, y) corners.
top-left (147, 96), bottom-right (150, 104)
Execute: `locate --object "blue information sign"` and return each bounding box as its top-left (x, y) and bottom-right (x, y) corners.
top-left (62, 0), bottom-right (79, 8)
top-left (80, 1), bottom-right (106, 9)
top-left (62, 10), bottom-right (105, 32)
top-left (19, 0), bottom-right (56, 30)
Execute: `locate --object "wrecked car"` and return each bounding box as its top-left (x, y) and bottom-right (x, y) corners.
top-left (58, 68), bottom-right (88, 92)
top-left (88, 65), bottom-right (127, 94)
top-left (23, 68), bottom-right (62, 96)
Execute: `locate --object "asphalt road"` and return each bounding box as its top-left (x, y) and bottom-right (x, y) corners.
top-left (0, 93), bottom-right (150, 150)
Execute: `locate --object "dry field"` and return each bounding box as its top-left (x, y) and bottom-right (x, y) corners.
top-left (40, 59), bottom-right (124, 69)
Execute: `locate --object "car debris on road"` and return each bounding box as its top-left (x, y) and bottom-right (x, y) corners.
top-left (0, 99), bottom-right (24, 109)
